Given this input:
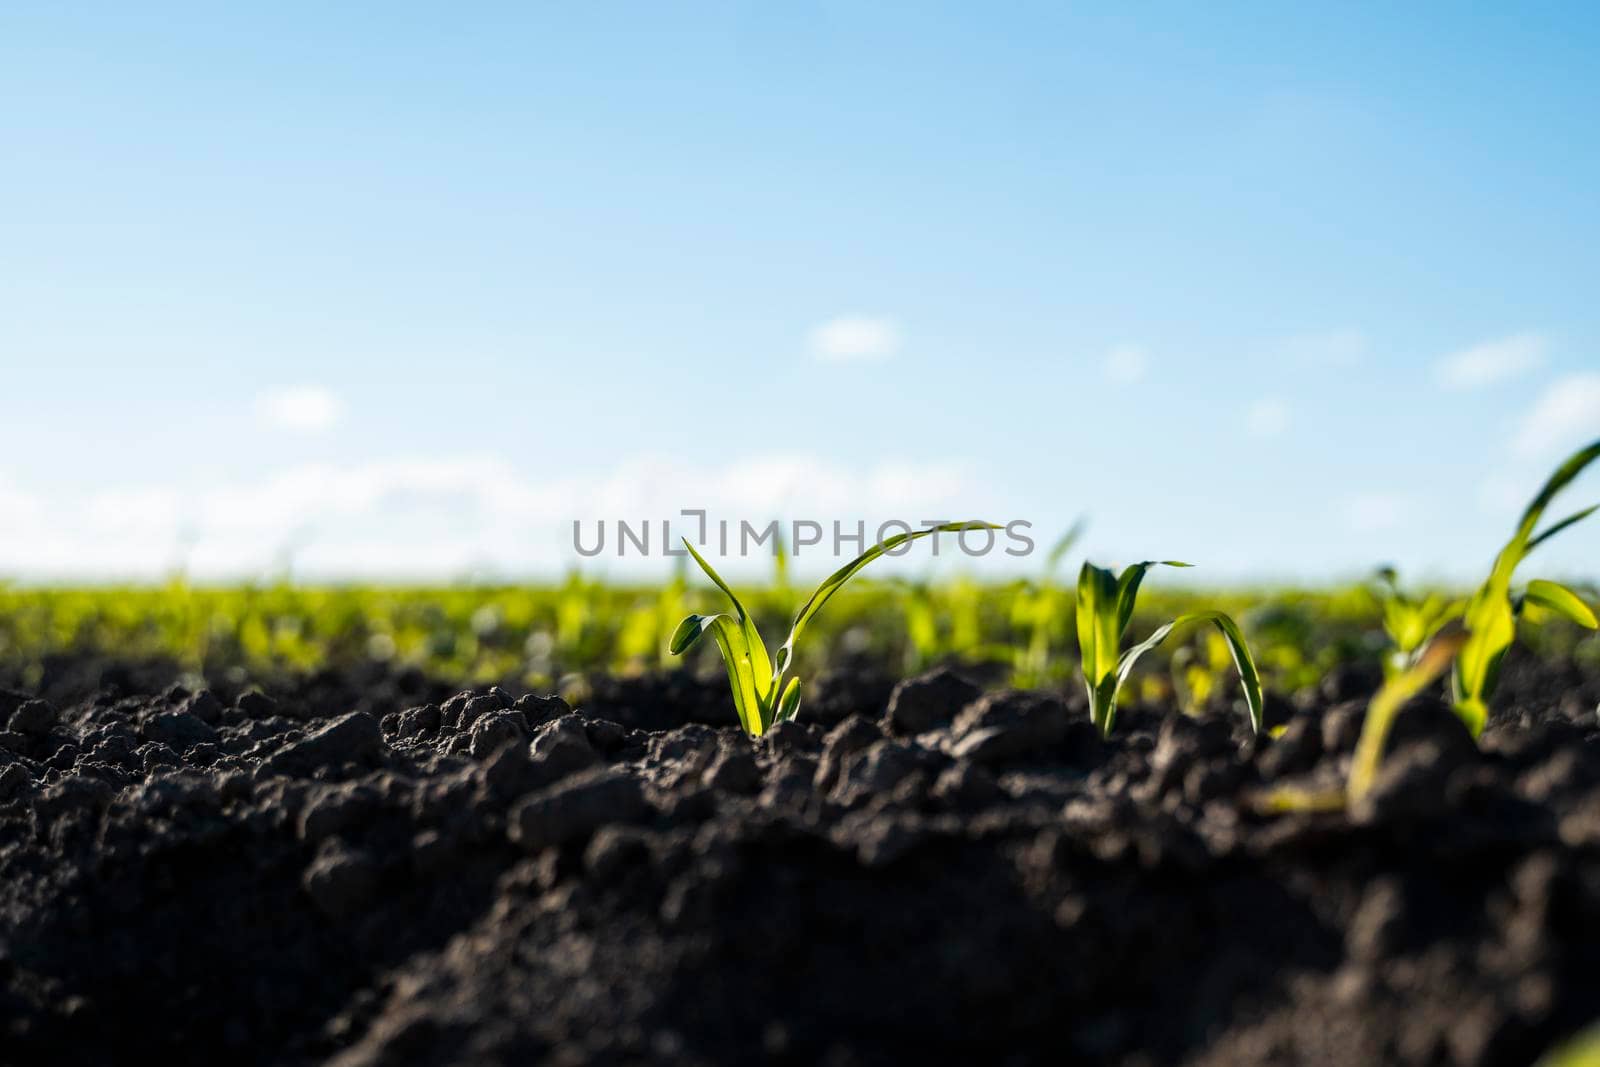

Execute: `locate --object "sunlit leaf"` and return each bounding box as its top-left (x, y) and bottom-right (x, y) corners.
top-left (776, 676), bottom-right (802, 724)
top-left (1077, 558), bottom-right (1239, 734)
top-left (677, 523), bottom-right (996, 736)
top-left (776, 521), bottom-right (998, 679)
top-left (1527, 504), bottom-right (1600, 555)
top-left (1114, 561), bottom-right (1190, 639)
top-left (682, 612), bottom-right (766, 736)
top-left (1075, 561), bottom-right (1121, 729)
top-left (1454, 438), bottom-right (1600, 733)
top-left (1523, 579), bottom-right (1599, 629)
top-left (681, 538), bottom-right (774, 696)
top-left (1116, 609), bottom-right (1263, 734)
top-left (668, 613), bottom-right (716, 655)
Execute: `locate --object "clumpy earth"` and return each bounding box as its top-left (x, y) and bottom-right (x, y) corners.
top-left (3, 649), bottom-right (1600, 1066)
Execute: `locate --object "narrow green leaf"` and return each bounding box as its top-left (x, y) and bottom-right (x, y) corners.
top-left (680, 537), bottom-right (746, 615)
top-left (1114, 609), bottom-right (1263, 733)
top-left (680, 537), bottom-right (774, 720)
top-left (669, 613), bottom-right (716, 655)
top-left (668, 611), bottom-right (765, 736)
top-left (1077, 558), bottom-right (1192, 733)
top-left (1076, 562), bottom-right (1121, 725)
top-left (1453, 438), bottom-right (1600, 730)
top-left (1044, 516), bottom-right (1088, 573)
top-left (1091, 674), bottom-right (1120, 734)
top-left (1526, 504), bottom-right (1599, 554)
top-left (1249, 785), bottom-right (1348, 815)
top-left (1454, 584), bottom-right (1515, 735)
top-left (1381, 587), bottom-right (1460, 658)
top-left (1419, 598), bottom-right (1464, 647)
top-left (1206, 611), bottom-right (1264, 733)
top-left (1112, 565), bottom-right (1150, 641)
top-left (1113, 561), bottom-right (1191, 641)
top-left (775, 676), bottom-right (802, 724)
top-left (775, 521), bottom-right (998, 678)
top-left (1454, 693), bottom-right (1489, 737)
top-left (1512, 439), bottom-right (1600, 548)
top-left (772, 526), bottom-right (791, 589)
top-left (1523, 579), bottom-right (1599, 629)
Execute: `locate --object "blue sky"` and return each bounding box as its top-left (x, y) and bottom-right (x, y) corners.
top-left (2, 3), bottom-right (1599, 583)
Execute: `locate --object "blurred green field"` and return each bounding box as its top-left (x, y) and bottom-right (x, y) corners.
top-left (3, 575), bottom-right (1595, 708)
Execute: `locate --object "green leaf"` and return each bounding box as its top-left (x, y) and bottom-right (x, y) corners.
top-left (1380, 588), bottom-right (1460, 658)
top-left (1454, 584), bottom-right (1515, 736)
top-left (1523, 579), bottom-right (1599, 629)
top-left (1514, 440), bottom-right (1600, 547)
top-left (1077, 558), bottom-right (1191, 732)
top-left (1527, 504), bottom-right (1599, 554)
top-left (669, 613), bottom-right (717, 655)
top-left (1351, 629), bottom-right (1468, 801)
top-left (1091, 674), bottom-right (1120, 733)
top-left (1114, 609), bottom-right (1264, 734)
top-left (680, 537), bottom-right (774, 724)
top-left (668, 611), bottom-right (765, 736)
top-left (1454, 438), bottom-right (1600, 730)
top-left (1044, 517), bottom-right (1088, 573)
top-left (775, 676), bottom-right (802, 724)
top-left (1419, 597), bottom-right (1464, 646)
top-left (775, 521), bottom-right (998, 680)
top-left (1114, 561), bottom-right (1190, 639)
top-left (772, 525), bottom-right (791, 589)
top-left (1075, 562), bottom-right (1122, 729)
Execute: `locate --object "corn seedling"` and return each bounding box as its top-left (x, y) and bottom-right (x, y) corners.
top-left (1452, 438), bottom-right (1600, 736)
top-left (671, 521), bottom-right (997, 736)
top-left (771, 525), bottom-right (791, 594)
top-left (1076, 559), bottom-right (1263, 735)
top-left (615, 555), bottom-right (691, 671)
top-left (892, 573), bottom-right (996, 671)
top-left (1251, 627), bottom-right (1468, 816)
top-left (555, 568), bottom-right (601, 666)
top-left (1347, 627), bottom-right (1468, 801)
top-left (894, 575), bottom-right (943, 671)
top-left (1372, 566), bottom-right (1460, 677)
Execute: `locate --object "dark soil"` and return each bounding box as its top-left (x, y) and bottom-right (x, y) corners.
top-left (3, 648), bottom-right (1600, 1066)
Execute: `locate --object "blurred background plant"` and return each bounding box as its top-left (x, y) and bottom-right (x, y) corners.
top-left (6, 572), bottom-right (1590, 711)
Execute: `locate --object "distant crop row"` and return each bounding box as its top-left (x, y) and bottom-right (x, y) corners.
top-left (0, 570), bottom-right (1389, 694)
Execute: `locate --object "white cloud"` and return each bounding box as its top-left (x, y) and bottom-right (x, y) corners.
top-left (809, 316), bottom-right (901, 361)
top-left (1245, 396), bottom-right (1291, 439)
top-left (0, 475), bottom-right (44, 528)
top-left (0, 452), bottom-right (986, 580)
top-left (84, 487), bottom-right (185, 535)
top-left (1282, 329), bottom-right (1367, 367)
top-left (1102, 344), bottom-right (1148, 385)
top-left (1513, 372), bottom-right (1600, 457)
top-left (1434, 332), bottom-right (1546, 390)
top-left (1344, 492), bottom-right (1413, 533)
top-left (254, 385), bottom-right (344, 431)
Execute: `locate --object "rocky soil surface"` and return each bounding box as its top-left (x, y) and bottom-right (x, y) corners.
top-left (3, 652), bottom-right (1600, 1065)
